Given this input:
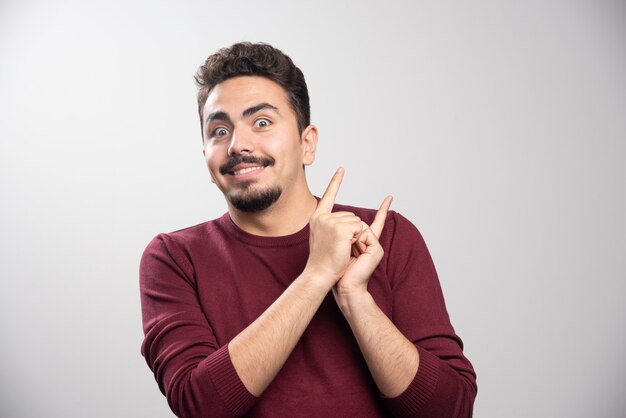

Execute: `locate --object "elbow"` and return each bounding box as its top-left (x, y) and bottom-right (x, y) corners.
top-left (165, 372), bottom-right (230, 418)
top-left (456, 374), bottom-right (478, 418)
top-left (164, 364), bottom-right (255, 418)
top-left (166, 375), bottom-right (206, 418)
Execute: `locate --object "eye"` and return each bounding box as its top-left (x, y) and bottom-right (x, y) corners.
top-left (254, 118), bottom-right (271, 128)
top-left (211, 127), bottom-right (230, 138)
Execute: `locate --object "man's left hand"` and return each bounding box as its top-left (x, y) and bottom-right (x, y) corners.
top-left (333, 196), bottom-right (393, 299)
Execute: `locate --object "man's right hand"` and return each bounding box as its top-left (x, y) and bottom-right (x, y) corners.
top-left (305, 167), bottom-right (364, 286)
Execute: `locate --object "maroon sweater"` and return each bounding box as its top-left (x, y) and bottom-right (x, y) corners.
top-left (140, 204), bottom-right (477, 417)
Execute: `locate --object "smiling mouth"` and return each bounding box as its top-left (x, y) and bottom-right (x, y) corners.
top-left (232, 166), bottom-right (264, 175)
top-left (220, 155), bottom-right (275, 176)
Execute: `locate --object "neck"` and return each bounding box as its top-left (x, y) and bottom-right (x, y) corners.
top-left (227, 190), bottom-right (318, 237)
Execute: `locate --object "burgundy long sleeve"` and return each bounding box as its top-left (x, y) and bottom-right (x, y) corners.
top-left (140, 204), bottom-right (476, 417)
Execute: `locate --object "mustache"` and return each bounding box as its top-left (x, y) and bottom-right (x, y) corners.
top-left (219, 155), bottom-right (275, 175)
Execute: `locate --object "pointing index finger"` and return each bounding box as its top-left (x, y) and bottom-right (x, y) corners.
top-left (316, 167), bottom-right (344, 213)
top-left (370, 195), bottom-right (393, 238)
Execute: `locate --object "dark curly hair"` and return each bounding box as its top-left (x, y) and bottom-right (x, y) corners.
top-left (194, 42), bottom-right (310, 140)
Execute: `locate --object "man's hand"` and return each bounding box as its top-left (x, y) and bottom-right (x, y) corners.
top-left (304, 168), bottom-right (365, 287)
top-left (333, 196), bottom-right (393, 298)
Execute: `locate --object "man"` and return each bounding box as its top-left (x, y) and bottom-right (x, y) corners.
top-left (140, 42), bottom-right (476, 417)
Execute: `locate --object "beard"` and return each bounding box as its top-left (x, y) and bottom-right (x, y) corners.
top-left (219, 154), bottom-right (281, 212)
top-left (227, 183), bottom-right (282, 212)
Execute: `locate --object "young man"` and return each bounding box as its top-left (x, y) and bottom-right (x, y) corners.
top-left (140, 42), bottom-right (476, 417)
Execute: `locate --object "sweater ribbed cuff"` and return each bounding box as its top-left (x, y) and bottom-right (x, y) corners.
top-left (383, 346), bottom-right (440, 417)
top-left (205, 345), bottom-right (258, 416)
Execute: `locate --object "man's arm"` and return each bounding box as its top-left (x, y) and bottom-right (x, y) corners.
top-left (332, 198), bottom-right (419, 397)
top-left (141, 168), bottom-right (389, 417)
top-left (334, 289), bottom-right (420, 396)
top-left (333, 209), bottom-right (477, 417)
top-left (229, 167), bottom-right (369, 395)
top-left (225, 269), bottom-right (330, 394)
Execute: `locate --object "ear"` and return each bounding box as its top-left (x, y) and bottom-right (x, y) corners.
top-left (301, 124), bottom-right (318, 166)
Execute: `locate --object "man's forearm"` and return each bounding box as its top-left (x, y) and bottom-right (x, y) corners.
top-left (228, 169), bottom-right (360, 397)
top-left (228, 270), bottom-right (332, 396)
top-left (335, 290), bottom-right (420, 397)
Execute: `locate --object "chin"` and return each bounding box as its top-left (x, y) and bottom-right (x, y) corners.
top-left (228, 186), bottom-right (282, 212)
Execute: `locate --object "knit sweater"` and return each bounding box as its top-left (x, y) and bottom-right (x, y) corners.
top-left (140, 203), bottom-right (477, 417)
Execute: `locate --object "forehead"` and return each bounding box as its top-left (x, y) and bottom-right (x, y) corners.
top-left (203, 76), bottom-right (290, 116)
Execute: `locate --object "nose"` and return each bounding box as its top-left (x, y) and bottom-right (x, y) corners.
top-left (227, 127), bottom-right (255, 155)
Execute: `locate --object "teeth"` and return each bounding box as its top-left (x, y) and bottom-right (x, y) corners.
top-left (233, 166), bottom-right (262, 175)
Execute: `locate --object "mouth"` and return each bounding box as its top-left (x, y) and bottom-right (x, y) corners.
top-left (231, 165), bottom-right (264, 176)
top-left (220, 155), bottom-right (275, 177)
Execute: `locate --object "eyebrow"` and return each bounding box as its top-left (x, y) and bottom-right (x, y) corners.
top-left (205, 103), bottom-right (280, 125)
top-left (205, 111), bottom-right (231, 125)
top-left (242, 103), bottom-right (279, 118)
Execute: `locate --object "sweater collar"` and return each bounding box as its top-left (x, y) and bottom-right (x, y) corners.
top-left (217, 212), bottom-right (310, 248)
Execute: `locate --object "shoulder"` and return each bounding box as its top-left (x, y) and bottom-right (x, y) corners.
top-left (142, 214), bottom-right (230, 260)
top-left (332, 202), bottom-right (430, 263)
top-left (140, 215), bottom-right (233, 283)
top-left (332, 202), bottom-right (378, 223)
top-left (332, 202), bottom-right (419, 239)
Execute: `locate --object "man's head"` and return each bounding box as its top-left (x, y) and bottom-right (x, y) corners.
top-left (195, 42), bottom-right (310, 141)
top-left (196, 43), bottom-right (317, 214)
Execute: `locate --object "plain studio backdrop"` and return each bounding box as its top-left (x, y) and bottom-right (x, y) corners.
top-left (1, 0), bottom-right (625, 417)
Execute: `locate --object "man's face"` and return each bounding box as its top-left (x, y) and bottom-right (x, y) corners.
top-left (202, 76), bottom-right (316, 212)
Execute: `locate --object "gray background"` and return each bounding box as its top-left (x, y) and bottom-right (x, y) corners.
top-left (1, 0), bottom-right (625, 417)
